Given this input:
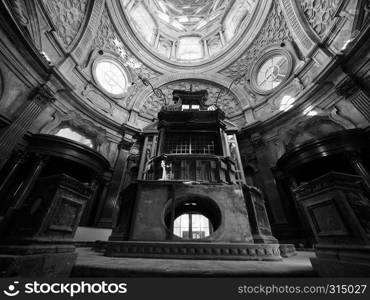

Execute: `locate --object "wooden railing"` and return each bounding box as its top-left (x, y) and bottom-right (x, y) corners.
top-left (143, 154), bottom-right (237, 184)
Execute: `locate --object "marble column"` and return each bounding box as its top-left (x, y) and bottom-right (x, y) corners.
top-left (335, 76), bottom-right (370, 122)
top-left (250, 135), bottom-right (288, 225)
top-left (80, 175), bottom-right (101, 225)
top-left (13, 155), bottom-right (49, 209)
top-left (137, 136), bottom-right (149, 180)
top-left (97, 138), bottom-right (133, 228)
top-left (346, 151), bottom-right (370, 193)
top-left (93, 176), bottom-right (111, 225)
top-left (157, 127), bottom-right (166, 155)
top-left (229, 134), bottom-right (246, 183)
top-left (0, 87), bottom-right (55, 169)
top-left (0, 151), bottom-right (27, 196)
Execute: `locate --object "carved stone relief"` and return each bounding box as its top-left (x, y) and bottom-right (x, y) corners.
top-left (92, 9), bottom-right (159, 80)
top-left (300, 0), bottom-right (342, 38)
top-left (91, 8), bottom-right (160, 109)
top-left (39, 110), bottom-right (117, 164)
top-left (12, 0), bottom-right (29, 27)
top-left (208, 35), bottom-right (223, 56)
top-left (158, 37), bottom-right (172, 59)
top-left (220, 2), bottom-right (293, 86)
top-left (140, 80), bottom-right (242, 118)
top-left (9, 0), bottom-right (42, 50)
top-left (44, 0), bottom-right (89, 47)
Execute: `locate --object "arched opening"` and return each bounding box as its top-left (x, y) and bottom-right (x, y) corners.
top-left (164, 195), bottom-right (222, 240)
top-left (55, 128), bottom-right (94, 148)
top-left (173, 213), bottom-right (212, 239)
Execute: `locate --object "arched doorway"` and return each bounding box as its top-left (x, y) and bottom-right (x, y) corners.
top-left (164, 195), bottom-right (222, 240)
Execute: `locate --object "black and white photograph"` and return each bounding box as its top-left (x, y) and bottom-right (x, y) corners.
top-left (0, 0), bottom-right (369, 299)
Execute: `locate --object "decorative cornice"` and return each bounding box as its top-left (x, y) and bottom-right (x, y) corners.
top-left (31, 85), bottom-right (56, 105)
top-left (106, 0), bottom-right (273, 74)
top-left (279, 0), bottom-right (317, 56)
top-left (335, 76), bottom-right (359, 98)
top-left (70, 0), bottom-right (105, 64)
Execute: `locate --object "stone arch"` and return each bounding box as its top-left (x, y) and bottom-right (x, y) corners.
top-left (128, 72), bottom-right (252, 115)
top-left (39, 110), bottom-right (110, 159)
top-left (163, 193), bottom-right (223, 239)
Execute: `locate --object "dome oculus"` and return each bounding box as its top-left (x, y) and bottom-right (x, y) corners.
top-left (93, 59), bottom-right (128, 96)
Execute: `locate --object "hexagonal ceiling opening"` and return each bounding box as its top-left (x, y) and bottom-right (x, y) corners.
top-left (122, 0), bottom-right (257, 63)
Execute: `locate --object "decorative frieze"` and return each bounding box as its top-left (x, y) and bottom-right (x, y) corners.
top-left (220, 2), bottom-right (293, 84)
top-left (105, 241), bottom-right (281, 261)
top-left (44, 0), bottom-right (89, 47)
top-left (280, 0), bottom-right (315, 53)
top-left (299, 0), bottom-right (342, 38)
top-left (72, 0), bottom-right (104, 62)
top-left (92, 9), bottom-right (158, 80)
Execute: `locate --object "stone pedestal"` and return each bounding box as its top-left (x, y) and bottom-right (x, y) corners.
top-left (0, 174), bottom-right (92, 277)
top-left (105, 181), bottom-right (282, 261)
top-left (129, 181), bottom-right (254, 243)
top-left (294, 172), bottom-right (370, 277)
top-left (242, 184), bottom-right (279, 244)
top-left (105, 92), bottom-right (282, 262)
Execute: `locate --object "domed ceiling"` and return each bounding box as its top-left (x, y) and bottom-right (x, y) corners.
top-left (122, 0), bottom-right (257, 64)
top-left (32, 0), bottom-right (357, 135)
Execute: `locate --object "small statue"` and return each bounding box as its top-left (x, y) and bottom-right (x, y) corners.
top-left (160, 160), bottom-right (167, 180)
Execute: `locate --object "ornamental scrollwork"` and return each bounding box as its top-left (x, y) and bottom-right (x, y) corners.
top-left (300, 0), bottom-right (342, 38)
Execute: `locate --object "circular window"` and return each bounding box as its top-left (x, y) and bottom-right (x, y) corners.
top-left (251, 49), bottom-right (293, 94)
top-left (93, 58), bottom-right (128, 97)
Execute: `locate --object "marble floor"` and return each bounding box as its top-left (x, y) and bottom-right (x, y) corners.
top-left (72, 247), bottom-right (317, 277)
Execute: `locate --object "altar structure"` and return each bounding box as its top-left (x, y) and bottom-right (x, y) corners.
top-left (105, 89), bottom-right (283, 260)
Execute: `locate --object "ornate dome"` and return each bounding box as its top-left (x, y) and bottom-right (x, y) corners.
top-left (11, 0), bottom-right (364, 138)
top-left (122, 0), bottom-right (257, 64)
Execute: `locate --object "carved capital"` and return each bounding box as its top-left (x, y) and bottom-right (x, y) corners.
top-left (250, 133), bottom-right (265, 148)
top-left (345, 151), bottom-right (363, 165)
top-left (13, 150), bottom-right (28, 164)
top-left (118, 139), bottom-right (134, 151)
top-left (34, 154), bottom-right (50, 165)
top-left (10, 0), bottom-right (29, 27)
top-left (30, 86), bottom-right (56, 106)
top-left (335, 77), bottom-right (359, 98)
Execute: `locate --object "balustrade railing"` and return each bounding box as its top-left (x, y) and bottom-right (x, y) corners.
top-left (143, 154), bottom-right (236, 184)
